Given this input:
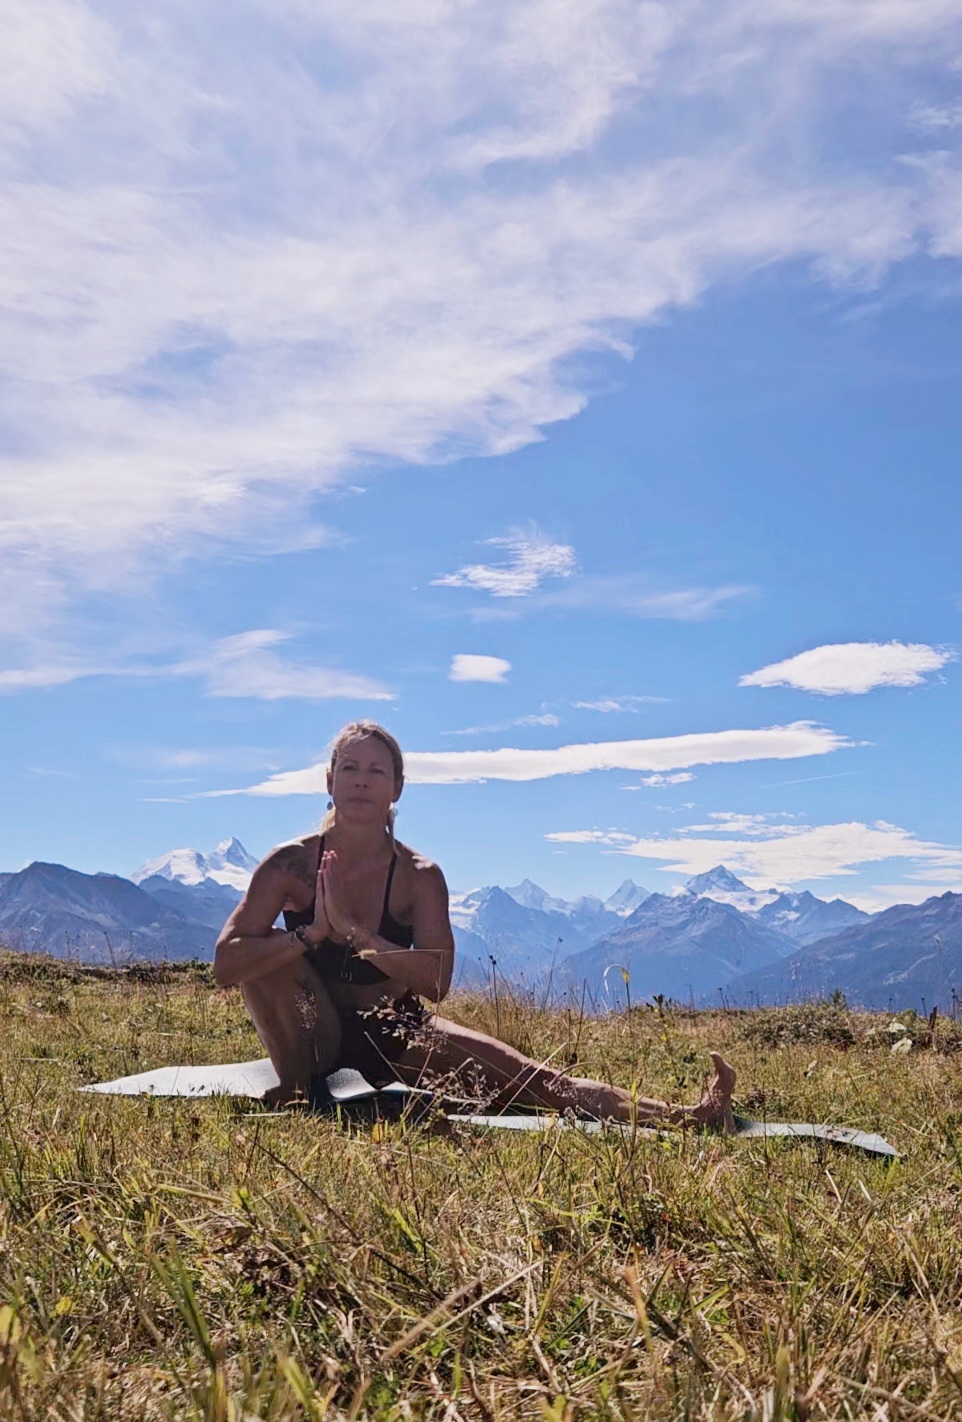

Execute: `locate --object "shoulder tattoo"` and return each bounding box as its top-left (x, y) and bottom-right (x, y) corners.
top-left (272, 843), bottom-right (316, 888)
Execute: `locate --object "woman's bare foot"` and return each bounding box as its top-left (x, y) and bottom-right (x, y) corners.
top-left (680, 1052), bottom-right (737, 1133)
top-left (262, 1081), bottom-right (309, 1108)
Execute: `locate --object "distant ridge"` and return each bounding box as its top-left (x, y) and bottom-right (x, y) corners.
top-left (728, 892), bottom-right (962, 1010)
top-left (0, 862), bottom-right (215, 963)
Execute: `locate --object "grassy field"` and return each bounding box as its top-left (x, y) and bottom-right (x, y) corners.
top-left (2, 952), bottom-right (962, 1420)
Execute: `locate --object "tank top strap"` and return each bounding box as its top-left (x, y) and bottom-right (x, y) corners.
top-left (380, 851), bottom-right (398, 925)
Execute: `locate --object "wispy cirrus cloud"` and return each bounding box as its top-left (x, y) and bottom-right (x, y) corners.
top-left (0, 663), bottom-right (105, 692)
top-left (536, 578), bottom-right (754, 620)
top-left (547, 817), bottom-right (962, 885)
top-left (443, 713), bottom-right (561, 736)
top-left (573, 695), bottom-right (669, 712)
top-left (4, 1), bottom-right (962, 639)
top-left (179, 630), bottom-right (393, 702)
top-left (130, 747), bottom-right (282, 776)
top-left (0, 630), bottom-right (391, 702)
top-left (468, 576), bottom-right (754, 624)
top-left (740, 640), bottom-right (955, 695)
top-left (431, 530), bottom-right (576, 598)
top-left (202, 720), bottom-right (849, 795)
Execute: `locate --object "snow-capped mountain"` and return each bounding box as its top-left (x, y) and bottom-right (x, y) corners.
top-left (503, 877), bottom-right (648, 931)
top-left (604, 879), bottom-right (650, 916)
top-left (752, 889), bottom-right (869, 946)
top-left (449, 880), bottom-right (651, 987)
top-left (562, 891), bottom-right (795, 1007)
top-left (680, 866), bottom-right (780, 912)
top-left (678, 866), bottom-right (867, 943)
top-left (131, 837), bottom-right (258, 893)
top-left (7, 847), bottom-right (943, 1008)
top-left (449, 884), bottom-right (598, 986)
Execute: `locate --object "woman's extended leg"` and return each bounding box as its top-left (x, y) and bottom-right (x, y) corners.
top-left (242, 960), bottom-right (342, 1106)
top-left (394, 1015), bottom-right (735, 1130)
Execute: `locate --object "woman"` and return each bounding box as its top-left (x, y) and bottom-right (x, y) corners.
top-left (214, 721), bottom-right (736, 1128)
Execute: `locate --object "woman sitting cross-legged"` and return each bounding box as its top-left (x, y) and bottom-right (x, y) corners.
top-left (214, 720), bottom-right (736, 1129)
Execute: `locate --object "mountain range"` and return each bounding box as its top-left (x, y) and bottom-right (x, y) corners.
top-left (0, 861), bottom-right (215, 963)
top-left (0, 842), bottom-right (958, 1010)
top-left (730, 892), bottom-right (962, 1011)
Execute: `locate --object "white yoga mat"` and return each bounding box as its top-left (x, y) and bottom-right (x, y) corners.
top-left (82, 1058), bottom-right (898, 1157)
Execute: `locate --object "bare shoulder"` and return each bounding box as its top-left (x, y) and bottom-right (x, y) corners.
top-left (395, 842), bottom-right (448, 897)
top-left (258, 834), bottom-right (320, 889)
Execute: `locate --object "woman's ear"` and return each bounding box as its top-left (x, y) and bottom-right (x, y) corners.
top-left (326, 768), bottom-right (334, 798)
top-left (394, 775), bottom-right (404, 802)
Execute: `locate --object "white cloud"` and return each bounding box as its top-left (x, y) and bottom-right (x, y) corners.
top-left (4, 2), bottom-right (962, 632)
top-left (204, 719), bottom-right (848, 795)
top-left (449, 654), bottom-right (512, 683)
top-left (740, 640), bottom-right (956, 695)
top-left (432, 530), bottom-right (576, 598)
top-left (573, 696), bottom-right (668, 712)
top-left (547, 829), bottom-right (638, 847)
top-left (444, 712), bottom-right (560, 736)
top-left (634, 771), bottom-right (696, 787)
top-left (187, 630), bottom-right (393, 702)
top-left (547, 818), bottom-right (962, 885)
top-left (679, 810), bottom-right (799, 835)
top-left (910, 101), bottom-right (962, 132)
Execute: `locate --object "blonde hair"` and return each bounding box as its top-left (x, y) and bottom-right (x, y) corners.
top-left (321, 721), bottom-right (404, 843)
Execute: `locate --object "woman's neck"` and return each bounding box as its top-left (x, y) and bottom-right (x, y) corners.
top-left (325, 818), bottom-right (392, 860)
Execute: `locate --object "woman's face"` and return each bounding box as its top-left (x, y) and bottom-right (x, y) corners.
top-left (328, 735), bottom-right (400, 828)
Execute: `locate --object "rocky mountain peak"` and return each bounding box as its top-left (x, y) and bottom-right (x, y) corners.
top-left (684, 865), bottom-right (752, 895)
top-left (604, 879), bottom-right (650, 915)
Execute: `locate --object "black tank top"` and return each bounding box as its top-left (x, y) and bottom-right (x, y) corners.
top-left (283, 837), bottom-right (414, 985)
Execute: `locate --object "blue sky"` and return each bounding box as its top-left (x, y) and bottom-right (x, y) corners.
top-left (2, 0), bottom-right (961, 910)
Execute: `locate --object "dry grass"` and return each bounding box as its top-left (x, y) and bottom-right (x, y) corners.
top-left (1, 951), bottom-right (962, 1420)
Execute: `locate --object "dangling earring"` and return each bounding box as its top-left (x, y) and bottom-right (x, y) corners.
top-left (327, 799), bottom-right (333, 810)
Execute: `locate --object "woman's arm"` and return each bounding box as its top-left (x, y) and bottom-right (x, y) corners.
top-left (213, 845), bottom-right (318, 988)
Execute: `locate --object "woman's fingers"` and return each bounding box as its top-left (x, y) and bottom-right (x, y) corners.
top-left (319, 850), bottom-right (350, 932)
